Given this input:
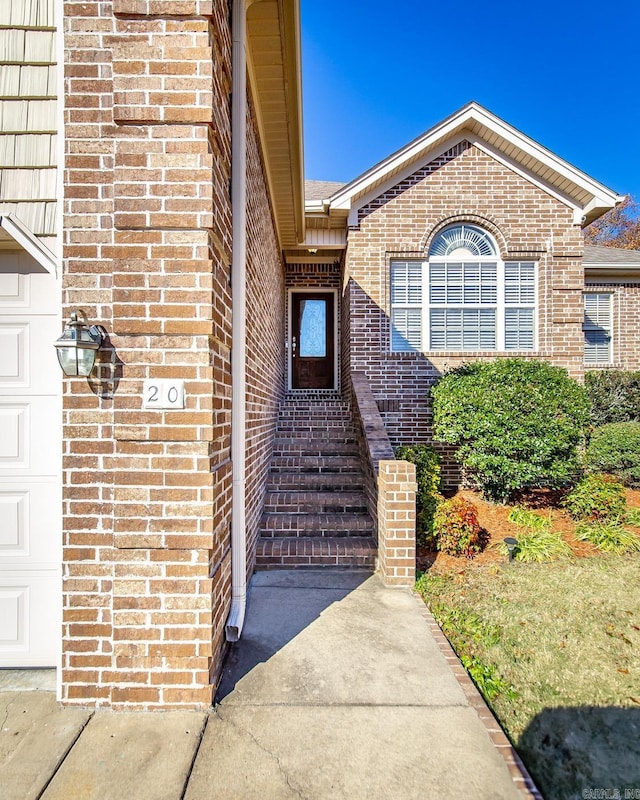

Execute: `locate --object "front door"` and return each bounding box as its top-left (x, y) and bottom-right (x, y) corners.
top-left (291, 291), bottom-right (335, 390)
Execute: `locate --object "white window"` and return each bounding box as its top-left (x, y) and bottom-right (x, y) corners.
top-left (583, 293), bottom-right (612, 365)
top-left (390, 224), bottom-right (536, 353)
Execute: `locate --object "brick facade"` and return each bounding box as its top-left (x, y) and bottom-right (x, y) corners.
top-left (62, 1), bottom-right (284, 709)
top-left (343, 141), bottom-right (585, 462)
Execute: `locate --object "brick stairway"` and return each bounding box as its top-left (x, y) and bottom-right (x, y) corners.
top-left (255, 398), bottom-right (377, 570)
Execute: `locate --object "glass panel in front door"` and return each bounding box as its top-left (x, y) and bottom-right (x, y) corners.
top-left (299, 299), bottom-right (327, 357)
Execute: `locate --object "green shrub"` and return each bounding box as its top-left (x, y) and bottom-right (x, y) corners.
top-left (507, 506), bottom-right (552, 532)
top-left (396, 444), bottom-right (442, 547)
top-left (497, 529), bottom-right (572, 562)
top-left (431, 359), bottom-right (589, 503)
top-left (562, 473), bottom-right (627, 522)
top-left (585, 422), bottom-right (640, 487)
top-left (626, 508), bottom-right (640, 527)
top-left (575, 521), bottom-right (640, 554)
top-left (585, 370), bottom-right (640, 426)
top-left (433, 496), bottom-right (483, 558)
top-left (502, 506), bottom-right (571, 562)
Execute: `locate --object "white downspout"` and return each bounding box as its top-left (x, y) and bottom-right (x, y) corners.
top-left (226, 0), bottom-right (248, 642)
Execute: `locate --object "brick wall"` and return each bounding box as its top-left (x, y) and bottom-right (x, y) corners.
top-left (62, 0), bottom-right (284, 709)
top-left (344, 141), bottom-right (585, 464)
top-left (244, 96), bottom-right (286, 571)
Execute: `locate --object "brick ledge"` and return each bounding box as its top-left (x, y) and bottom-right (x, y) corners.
top-left (412, 592), bottom-right (543, 800)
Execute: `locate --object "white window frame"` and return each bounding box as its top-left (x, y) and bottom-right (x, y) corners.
top-left (389, 230), bottom-right (537, 354)
top-left (583, 292), bottom-right (613, 366)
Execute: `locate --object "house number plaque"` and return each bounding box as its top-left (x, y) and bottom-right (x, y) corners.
top-left (143, 379), bottom-right (186, 409)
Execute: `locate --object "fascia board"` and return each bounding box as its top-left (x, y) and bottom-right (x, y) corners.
top-left (330, 108), bottom-right (477, 210)
top-left (344, 132), bottom-right (467, 225)
top-left (585, 267), bottom-right (640, 281)
top-left (584, 261), bottom-right (640, 269)
top-left (342, 129), bottom-right (584, 226)
top-left (468, 105), bottom-right (622, 208)
top-left (471, 137), bottom-right (583, 212)
top-left (0, 214), bottom-right (57, 273)
top-left (330, 102), bottom-right (621, 216)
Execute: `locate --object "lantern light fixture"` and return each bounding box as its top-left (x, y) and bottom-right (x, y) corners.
top-left (54, 310), bottom-right (103, 377)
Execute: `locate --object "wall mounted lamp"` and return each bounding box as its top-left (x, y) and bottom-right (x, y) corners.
top-left (54, 311), bottom-right (103, 377)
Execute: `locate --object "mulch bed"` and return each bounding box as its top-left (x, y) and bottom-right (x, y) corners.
top-left (417, 487), bottom-right (640, 573)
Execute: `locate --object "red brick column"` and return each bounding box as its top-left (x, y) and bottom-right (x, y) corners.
top-left (62, 0), bottom-right (232, 709)
top-left (377, 460), bottom-right (416, 587)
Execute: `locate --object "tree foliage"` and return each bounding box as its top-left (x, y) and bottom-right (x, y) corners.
top-left (583, 195), bottom-right (640, 249)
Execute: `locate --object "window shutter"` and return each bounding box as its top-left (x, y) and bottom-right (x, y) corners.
top-left (504, 262), bottom-right (535, 351)
top-left (391, 261), bottom-right (422, 305)
top-left (390, 260), bottom-right (423, 352)
top-left (392, 309), bottom-right (422, 352)
top-left (505, 308), bottom-right (534, 350)
top-left (504, 262), bottom-right (535, 304)
top-left (430, 309), bottom-right (496, 350)
top-left (584, 293), bottom-right (612, 364)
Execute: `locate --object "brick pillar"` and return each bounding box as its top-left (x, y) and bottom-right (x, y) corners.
top-left (377, 460), bottom-right (416, 587)
top-left (62, 0), bottom-right (232, 709)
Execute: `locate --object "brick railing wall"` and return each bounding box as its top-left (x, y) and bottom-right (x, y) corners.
top-left (351, 372), bottom-right (416, 586)
top-left (377, 460), bottom-right (417, 587)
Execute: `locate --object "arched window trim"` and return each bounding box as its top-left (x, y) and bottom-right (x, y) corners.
top-left (429, 224), bottom-right (497, 258)
top-left (390, 223), bottom-right (537, 354)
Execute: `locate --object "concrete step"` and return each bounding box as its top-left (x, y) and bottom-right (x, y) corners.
top-left (260, 511), bottom-right (374, 538)
top-left (268, 472), bottom-right (363, 492)
top-left (254, 536), bottom-right (377, 570)
top-left (263, 490), bottom-right (368, 514)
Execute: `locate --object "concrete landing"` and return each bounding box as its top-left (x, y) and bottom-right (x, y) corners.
top-left (187, 570), bottom-right (523, 800)
top-left (1, 571), bottom-right (531, 799)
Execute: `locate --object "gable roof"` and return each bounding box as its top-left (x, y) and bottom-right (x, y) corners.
top-left (0, 213), bottom-right (57, 273)
top-left (323, 102), bottom-right (624, 225)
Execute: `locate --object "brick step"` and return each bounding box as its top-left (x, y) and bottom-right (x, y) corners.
top-left (255, 536), bottom-right (377, 570)
top-left (263, 490), bottom-right (368, 514)
top-left (278, 405), bottom-right (351, 421)
top-left (269, 455), bottom-right (363, 473)
top-left (277, 421), bottom-right (354, 432)
top-left (260, 511), bottom-right (373, 538)
top-left (268, 472), bottom-right (363, 492)
top-left (272, 440), bottom-right (359, 457)
top-left (274, 430), bottom-right (355, 443)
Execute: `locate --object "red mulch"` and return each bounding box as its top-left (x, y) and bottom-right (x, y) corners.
top-left (417, 487), bottom-right (640, 574)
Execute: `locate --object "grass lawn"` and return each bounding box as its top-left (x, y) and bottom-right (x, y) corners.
top-left (416, 497), bottom-right (640, 800)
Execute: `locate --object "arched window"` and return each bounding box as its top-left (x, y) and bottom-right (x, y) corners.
top-left (429, 224), bottom-right (496, 257)
top-left (390, 224), bottom-right (536, 353)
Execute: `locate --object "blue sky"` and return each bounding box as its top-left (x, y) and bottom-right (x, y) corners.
top-left (301, 1), bottom-right (640, 201)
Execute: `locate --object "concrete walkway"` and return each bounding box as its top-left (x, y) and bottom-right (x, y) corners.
top-left (1, 570), bottom-right (534, 799)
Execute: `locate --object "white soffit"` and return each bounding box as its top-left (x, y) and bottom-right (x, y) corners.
top-left (0, 213), bottom-right (56, 272)
top-left (329, 103), bottom-right (624, 223)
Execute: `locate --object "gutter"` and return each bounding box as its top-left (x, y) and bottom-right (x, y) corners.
top-left (225, 0), bottom-right (248, 642)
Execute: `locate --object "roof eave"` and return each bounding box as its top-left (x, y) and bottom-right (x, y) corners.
top-left (0, 213), bottom-right (57, 273)
top-left (246, 0), bottom-right (305, 249)
top-left (328, 102), bottom-right (622, 220)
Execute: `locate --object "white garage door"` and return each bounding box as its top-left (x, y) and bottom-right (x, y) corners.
top-left (0, 254), bottom-right (61, 667)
